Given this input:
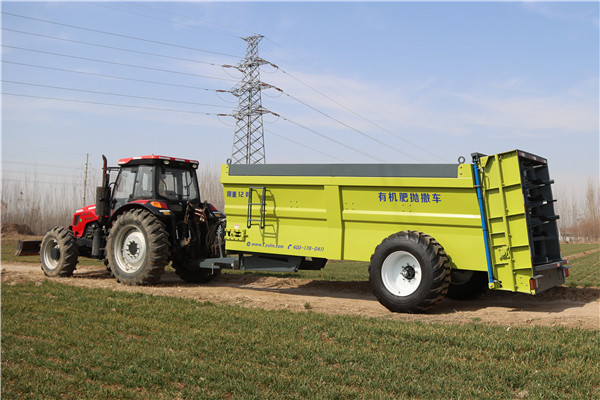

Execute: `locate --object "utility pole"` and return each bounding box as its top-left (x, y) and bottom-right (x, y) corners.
top-left (230, 35), bottom-right (268, 164)
top-left (82, 153), bottom-right (89, 206)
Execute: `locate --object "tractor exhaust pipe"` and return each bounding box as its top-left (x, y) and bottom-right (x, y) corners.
top-left (101, 154), bottom-right (107, 184)
top-left (95, 155), bottom-right (111, 226)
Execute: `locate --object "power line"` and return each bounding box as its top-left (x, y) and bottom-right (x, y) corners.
top-left (2, 27), bottom-right (226, 67)
top-left (3, 10), bottom-right (453, 162)
top-left (276, 67), bottom-right (449, 162)
top-left (275, 114), bottom-right (380, 162)
top-left (2, 178), bottom-right (89, 186)
top-left (264, 128), bottom-right (348, 163)
top-left (3, 169), bottom-right (85, 178)
top-left (1, 146), bottom-right (103, 158)
top-left (131, 3), bottom-right (253, 37)
top-left (267, 84), bottom-right (426, 162)
top-left (3, 160), bottom-right (90, 170)
top-left (1, 45), bottom-right (237, 82)
top-left (3, 80), bottom-right (232, 109)
top-left (2, 61), bottom-right (229, 92)
top-left (1, 11), bottom-right (239, 59)
top-left (3, 93), bottom-right (232, 116)
top-left (96, 3), bottom-right (247, 39)
top-left (264, 37), bottom-right (457, 161)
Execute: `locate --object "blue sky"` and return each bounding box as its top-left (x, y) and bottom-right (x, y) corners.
top-left (1, 1), bottom-right (598, 192)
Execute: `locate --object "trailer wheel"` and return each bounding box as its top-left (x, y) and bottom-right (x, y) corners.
top-left (107, 209), bottom-right (169, 285)
top-left (369, 231), bottom-right (450, 313)
top-left (447, 270), bottom-right (488, 300)
top-left (40, 227), bottom-right (78, 277)
top-left (173, 263), bottom-right (221, 283)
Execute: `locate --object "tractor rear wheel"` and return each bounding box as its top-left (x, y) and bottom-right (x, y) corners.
top-left (107, 209), bottom-right (169, 285)
top-left (369, 230), bottom-right (450, 313)
top-left (40, 226), bottom-right (78, 277)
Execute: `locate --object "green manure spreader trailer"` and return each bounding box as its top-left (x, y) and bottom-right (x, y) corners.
top-left (221, 149), bottom-right (568, 313)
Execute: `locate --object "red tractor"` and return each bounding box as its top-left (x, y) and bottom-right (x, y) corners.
top-left (39, 155), bottom-right (226, 285)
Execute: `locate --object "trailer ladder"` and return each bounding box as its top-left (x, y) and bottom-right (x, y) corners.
top-left (247, 186), bottom-right (266, 229)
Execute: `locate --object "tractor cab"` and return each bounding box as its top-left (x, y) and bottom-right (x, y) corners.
top-left (110, 155), bottom-right (201, 219)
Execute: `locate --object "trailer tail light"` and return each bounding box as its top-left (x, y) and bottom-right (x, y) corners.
top-left (564, 267), bottom-right (570, 278)
top-left (529, 275), bottom-right (543, 291)
top-left (529, 278), bottom-right (537, 291)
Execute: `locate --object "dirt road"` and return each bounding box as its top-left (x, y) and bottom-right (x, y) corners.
top-left (2, 262), bottom-right (598, 329)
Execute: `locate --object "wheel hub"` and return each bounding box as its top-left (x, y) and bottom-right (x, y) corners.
top-left (126, 240), bottom-right (140, 258)
top-left (114, 227), bottom-right (147, 273)
top-left (42, 239), bottom-right (61, 270)
top-left (401, 265), bottom-right (416, 280)
top-left (50, 246), bottom-right (61, 261)
top-left (381, 251), bottom-right (422, 297)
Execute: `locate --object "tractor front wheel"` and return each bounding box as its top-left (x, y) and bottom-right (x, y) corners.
top-left (40, 226), bottom-right (78, 277)
top-left (107, 209), bottom-right (169, 285)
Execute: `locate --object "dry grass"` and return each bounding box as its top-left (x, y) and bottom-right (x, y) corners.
top-left (1, 166), bottom-right (224, 235)
top-left (555, 177), bottom-right (600, 242)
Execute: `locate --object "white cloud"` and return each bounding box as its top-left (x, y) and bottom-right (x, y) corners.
top-left (522, 2), bottom-right (599, 26)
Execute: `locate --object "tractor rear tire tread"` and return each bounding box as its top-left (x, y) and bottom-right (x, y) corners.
top-left (107, 209), bottom-right (170, 285)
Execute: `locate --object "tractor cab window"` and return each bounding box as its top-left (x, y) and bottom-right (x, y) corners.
top-left (113, 167), bottom-right (137, 200)
top-left (159, 167), bottom-right (199, 202)
top-left (133, 166), bottom-right (154, 199)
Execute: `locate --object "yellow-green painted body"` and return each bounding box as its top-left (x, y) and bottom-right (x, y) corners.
top-left (476, 151), bottom-right (564, 294)
top-left (220, 150), bottom-right (566, 294)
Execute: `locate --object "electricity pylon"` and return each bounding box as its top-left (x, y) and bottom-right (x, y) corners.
top-left (230, 35), bottom-right (268, 164)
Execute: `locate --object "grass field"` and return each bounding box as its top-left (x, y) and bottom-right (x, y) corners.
top-left (2, 281), bottom-right (599, 400)
top-left (561, 243), bottom-right (600, 257)
top-left (564, 251), bottom-right (600, 288)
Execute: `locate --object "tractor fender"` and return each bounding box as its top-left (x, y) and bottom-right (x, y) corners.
top-left (108, 201), bottom-right (172, 228)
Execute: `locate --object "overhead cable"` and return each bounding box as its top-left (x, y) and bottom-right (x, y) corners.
top-left (3, 93), bottom-right (232, 116)
top-left (264, 128), bottom-right (348, 163)
top-left (3, 80), bottom-right (231, 109)
top-left (1, 45), bottom-right (237, 82)
top-left (96, 3), bottom-right (246, 39)
top-left (2, 27), bottom-right (225, 67)
top-left (275, 114), bottom-right (381, 162)
top-left (1, 11), bottom-right (239, 58)
top-left (2, 61), bottom-right (229, 92)
top-left (265, 37), bottom-right (454, 161)
top-left (277, 68), bottom-right (448, 162)
top-left (266, 83), bottom-right (425, 162)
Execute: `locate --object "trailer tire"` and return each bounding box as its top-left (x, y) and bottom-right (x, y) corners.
top-left (107, 209), bottom-right (169, 285)
top-left (173, 264), bottom-right (221, 283)
top-left (40, 226), bottom-right (78, 277)
top-left (369, 231), bottom-right (450, 313)
top-left (447, 270), bottom-right (488, 300)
